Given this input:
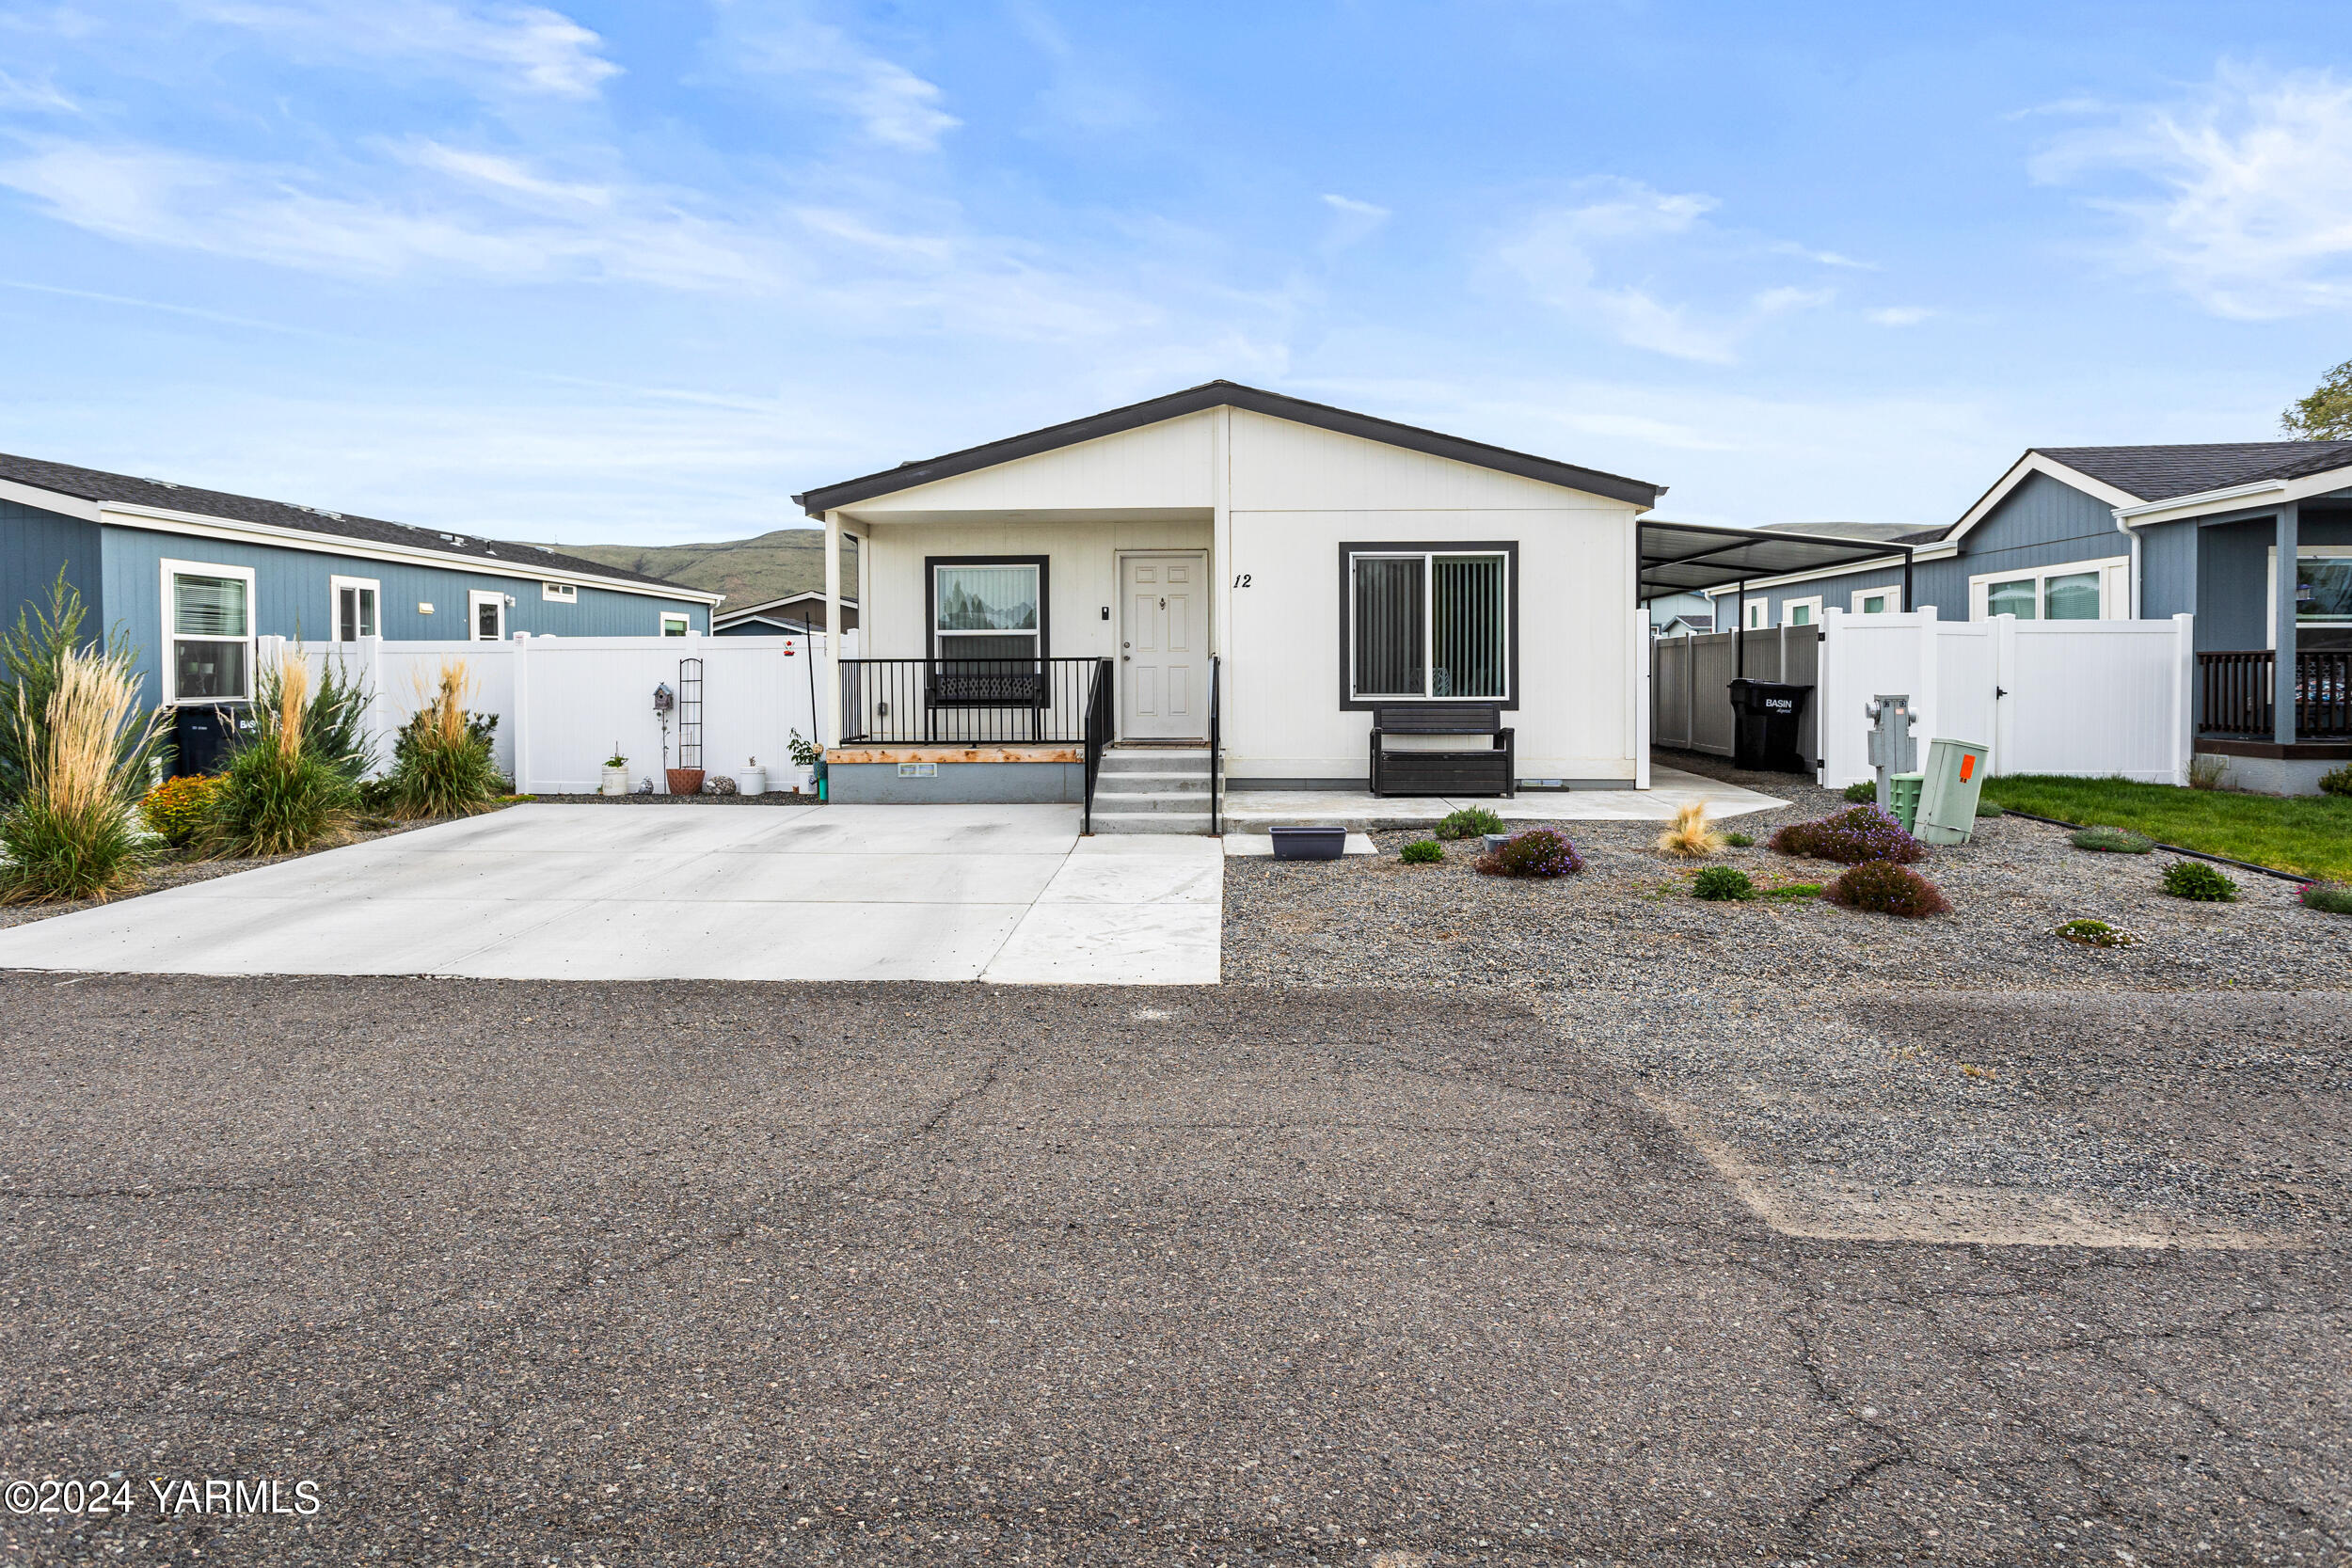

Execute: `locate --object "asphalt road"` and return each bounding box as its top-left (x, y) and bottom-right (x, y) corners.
top-left (1, 974), bottom-right (2344, 1565)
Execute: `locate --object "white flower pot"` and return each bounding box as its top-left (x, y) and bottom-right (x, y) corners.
top-left (736, 768), bottom-right (769, 796)
top-left (795, 766), bottom-right (817, 795)
top-left (600, 765), bottom-right (629, 798)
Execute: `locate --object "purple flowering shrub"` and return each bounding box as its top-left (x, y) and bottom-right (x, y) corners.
top-left (1476, 828), bottom-right (1584, 879)
top-left (1770, 804), bottom-right (1926, 865)
top-left (1825, 860), bottom-right (1950, 917)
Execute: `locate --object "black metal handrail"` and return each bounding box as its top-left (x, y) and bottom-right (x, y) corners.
top-left (837, 657), bottom-right (1104, 744)
top-left (2198, 649), bottom-right (2352, 739)
top-left (1207, 654), bottom-right (1221, 836)
top-left (1081, 658), bottom-right (1112, 834)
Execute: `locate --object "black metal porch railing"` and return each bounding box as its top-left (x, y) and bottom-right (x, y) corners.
top-left (1081, 659), bottom-right (1111, 834)
top-left (2197, 649), bottom-right (2352, 739)
top-left (837, 657), bottom-right (1107, 745)
top-left (1207, 654), bottom-right (1221, 836)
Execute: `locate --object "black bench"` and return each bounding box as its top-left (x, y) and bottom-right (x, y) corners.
top-left (924, 665), bottom-right (1048, 741)
top-left (1369, 703), bottom-right (1514, 797)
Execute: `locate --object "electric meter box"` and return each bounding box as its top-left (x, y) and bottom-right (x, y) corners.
top-left (1915, 737), bottom-right (1990, 847)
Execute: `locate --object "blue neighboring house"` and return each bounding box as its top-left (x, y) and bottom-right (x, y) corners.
top-left (0, 451), bottom-right (723, 727)
top-left (1703, 442), bottom-right (2352, 783)
top-left (713, 589), bottom-right (857, 636)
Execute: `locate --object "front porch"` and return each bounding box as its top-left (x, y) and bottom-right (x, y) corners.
top-left (2194, 647), bottom-right (2351, 792)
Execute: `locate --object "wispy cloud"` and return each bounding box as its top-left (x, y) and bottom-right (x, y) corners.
top-left (0, 69), bottom-right (78, 114)
top-left (1495, 180), bottom-right (1837, 363)
top-left (191, 1), bottom-right (621, 98)
top-left (2031, 66), bottom-right (2352, 318)
top-left (1867, 306), bottom-right (1934, 326)
top-left (1319, 192), bottom-right (1390, 250)
top-left (718, 1), bottom-right (960, 151)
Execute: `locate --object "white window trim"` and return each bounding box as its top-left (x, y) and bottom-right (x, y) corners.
top-left (160, 557), bottom-right (257, 707)
top-left (328, 574), bottom-right (380, 642)
top-left (1967, 555), bottom-right (2128, 622)
top-left (1345, 547), bottom-right (1514, 702)
top-left (1851, 584), bottom-right (1903, 614)
top-left (660, 611), bottom-right (691, 637)
top-left (1784, 594), bottom-right (1823, 627)
top-left (1743, 597), bottom-right (1769, 630)
top-left (2264, 544), bottom-right (2352, 647)
top-left (468, 589), bottom-right (507, 641)
top-left (542, 581), bottom-right (577, 603)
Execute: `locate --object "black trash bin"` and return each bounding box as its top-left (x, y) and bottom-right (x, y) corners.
top-left (1725, 679), bottom-right (1812, 773)
top-left (170, 704), bottom-right (250, 777)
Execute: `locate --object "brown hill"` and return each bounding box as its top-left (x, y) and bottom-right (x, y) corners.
top-left (532, 530), bottom-right (857, 608)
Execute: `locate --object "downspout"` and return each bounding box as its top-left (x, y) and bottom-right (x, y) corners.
top-left (2112, 505), bottom-right (2143, 620)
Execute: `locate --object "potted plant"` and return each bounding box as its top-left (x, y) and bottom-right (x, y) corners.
top-left (736, 755), bottom-right (769, 796)
top-left (787, 729), bottom-right (822, 796)
top-left (601, 744), bottom-right (628, 798)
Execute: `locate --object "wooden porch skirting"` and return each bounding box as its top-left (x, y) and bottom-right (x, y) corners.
top-left (826, 745), bottom-right (1084, 765)
top-left (2193, 737), bottom-right (2352, 762)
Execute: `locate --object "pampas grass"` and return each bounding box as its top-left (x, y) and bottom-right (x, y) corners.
top-left (386, 659), bottom-right (501, 819)
top-left (0, 645), bottom-right (163, 902)
top-left (1655, 801), bottom-right (1725, 859)
top-left (204, 651), bottom-right (356, 858)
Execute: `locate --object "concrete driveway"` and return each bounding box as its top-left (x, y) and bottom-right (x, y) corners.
top-left (0, 803), bottom-right (1221, 984)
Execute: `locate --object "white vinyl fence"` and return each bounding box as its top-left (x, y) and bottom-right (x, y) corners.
top-left (1654, 610), bottom-right (2196, 787)
top-left (1813, 609), bottom-right (2196, 787)
top-left (265, 632), bottom-right (853, 793)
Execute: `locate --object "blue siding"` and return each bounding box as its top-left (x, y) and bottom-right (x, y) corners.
top-left (1711, 562), bottom-right (1908, 629)
top-left (2196, 519), bottom-right (2273, 651)
top-left (2138, 517), bottom-right (2197, 621)
top-left (100, 523), bottom-right (710, 707)
top-left (1, 499), bottom-right (104, 639)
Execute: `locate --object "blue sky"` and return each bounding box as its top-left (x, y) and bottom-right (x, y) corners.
top-left (2, 1), bottom-right (2348, 545)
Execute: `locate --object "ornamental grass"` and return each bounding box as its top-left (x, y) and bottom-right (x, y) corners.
top-left (0, 645), bottom-right (164, 903)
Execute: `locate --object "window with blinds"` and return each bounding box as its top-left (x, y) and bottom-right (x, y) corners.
top-left (1348, 548), bottom-right (1511, 701)
top-left (167, 565), bottom-right (253, 704)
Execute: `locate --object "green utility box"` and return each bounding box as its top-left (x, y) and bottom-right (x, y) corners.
top-left (1886, 771), bottom-right (1924, 833)
top-left (1915, 737), bottom-right (1990, 847)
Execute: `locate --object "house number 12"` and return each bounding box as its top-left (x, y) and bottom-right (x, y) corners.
top-left (1232, 573), bottom-right (1251, 588)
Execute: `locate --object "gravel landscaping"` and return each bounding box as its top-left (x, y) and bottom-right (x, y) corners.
top-left (1224, 750), bottom-right (2352, 1248)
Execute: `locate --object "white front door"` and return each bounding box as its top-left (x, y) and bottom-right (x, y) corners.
top-left (469, 590), bottom-right (505, 641)
top-left (1120, 553), bottom-right (1205, 739)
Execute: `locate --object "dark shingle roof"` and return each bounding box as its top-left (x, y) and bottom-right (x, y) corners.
top-left (795, 380), bottom-right (1665, 514)
top-left (0, 451), bottom-right (706, 596)
top-left (2036, 441), bottom-right (2352, 503)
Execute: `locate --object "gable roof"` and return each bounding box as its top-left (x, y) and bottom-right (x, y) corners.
top-left (0, 451), bottom-right (714, 600)
top-left (793, 381), bottom-right (1665, 515)
top-left (2034, 441), bottom-right (2352, 503)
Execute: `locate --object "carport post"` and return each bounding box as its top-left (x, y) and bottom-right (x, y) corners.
top-left (1735, 578), bottom-right (1747, 677)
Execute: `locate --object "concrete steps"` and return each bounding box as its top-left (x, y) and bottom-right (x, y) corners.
top-left (1090, 747), bottom-right (1215, 834)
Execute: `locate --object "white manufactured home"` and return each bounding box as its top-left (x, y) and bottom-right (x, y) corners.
top-left (794, 383), bottom-right (1872, 830)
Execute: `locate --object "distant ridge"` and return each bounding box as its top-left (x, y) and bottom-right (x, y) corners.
top-left (527, 529), bottom-right (857, 606)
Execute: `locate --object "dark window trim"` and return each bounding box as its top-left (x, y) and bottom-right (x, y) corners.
top-left (925, 555), bottom-right (1051, 660)
top-left (1337, 541), bottom-right (1518, 712)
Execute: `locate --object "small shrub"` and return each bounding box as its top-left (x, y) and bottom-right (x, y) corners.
top-left (2162, 860), bottom-right (2238, 902)
top-left (786, 729), bottom-right (823, 769)
top-left (1399, 839), bottom-right (1444, 864)
top-left (0, 645), bottom-right (165, 903)
top-left (1975, 800), bottom-right (2004, 819)
top-left (2053, 917), bottom-right (2140, 948)
top-left (1476, 828), bottom-right (1583, 879)
top-left (1760, 881), bottom-right (1824, 900)
top-left (1770, 804), bottom-right (1926, 865)
top-left (1824, 859), bottom-right (1950, 918)
top-left (1724, 831), bottom-right (1756, 847)
top-left (1655, 801), bottom-right (1724, 859)
top-left (1841, 781), bottom-right (1876, 803)
top-left (140, 774), bottom-right (222, 847)
top-left (2186, 753), bottom-right (2228, 791)
top-left (204, 657), bottom-right (356, 857)
top-left (2300, 880), bottom-right (2352, 915)
top-left (2320, 764), bottom-right (2352, 798)
top-left (1692, 866), bottom-right (1754, 901)
top-left (2072, 824), bottom-right (2154, 854)
top-left (385, 661), bottom-right (502, 820)
top-left (1436, 805), bottom-right (1505, 841)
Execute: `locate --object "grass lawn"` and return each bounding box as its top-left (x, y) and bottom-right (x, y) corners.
top-left (1979, 774), bottom-right (2352, 882)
